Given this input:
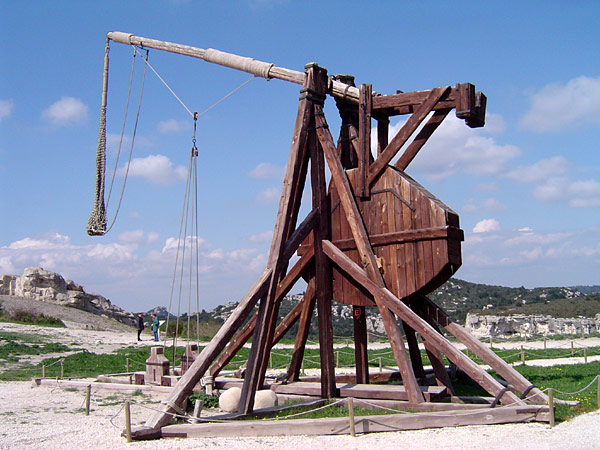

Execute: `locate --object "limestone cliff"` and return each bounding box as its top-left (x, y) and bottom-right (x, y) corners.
top-left (465, 312), bottom-right (600, 338)
top-left (0, 267), bottom-right (135, 327)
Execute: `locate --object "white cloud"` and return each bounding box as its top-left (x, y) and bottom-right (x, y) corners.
top-left (520, 76), bottom-right (600, 132)
top-left (404, 115), bottom-right (520, 182)
top-left (481, 112), bottom-right (506, 134)
top-left (157, 119), bottom-right (187, 133)
top-left (248, 230), bottom-right (273, 243)
top-left (248, 162), bottom-right (285, 179)
top-left (254, 186), bottom-right (281, 204)
top-left (533, 177), bottom-right (600, 207)
top-left (472, 218), bottom-right (500, 233)
top-left (0, 99), bottom-right (14, 122)
top-left (42, 97), bottom-right (88, 126)
top-left (505, 156), bottom-right (569, 183)
top-left (118, 154), bottom-right (187, 184)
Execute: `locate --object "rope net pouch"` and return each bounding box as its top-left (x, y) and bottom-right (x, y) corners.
top-left (87, 39), bottom-right (110, 236)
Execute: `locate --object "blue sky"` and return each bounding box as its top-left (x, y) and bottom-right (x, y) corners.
top-left (1, 1), bottom-right (598, 314)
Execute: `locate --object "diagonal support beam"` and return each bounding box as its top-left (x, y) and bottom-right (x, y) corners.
top-left (420, 297), bottom-right (548, 404)
top-left (322, 239), bottom-right (522, 406)
top-left (141, 268), bottom-right (272, 432)
top-left (369, 86), bottom-right (449, 184)
top-left (394, 108), bottom-right (451, 171)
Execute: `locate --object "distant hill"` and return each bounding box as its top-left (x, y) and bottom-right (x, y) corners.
top-left (183, 279), bottom-right (600, 338)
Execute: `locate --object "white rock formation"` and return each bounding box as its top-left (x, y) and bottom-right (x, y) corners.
top-left (465, 312), bottom-right (600, 338)
top-left (0, 267), bottom-right (135, 326)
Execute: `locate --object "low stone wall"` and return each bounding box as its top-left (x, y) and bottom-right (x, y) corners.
top-left (465, 312), bottom-right (600, 338)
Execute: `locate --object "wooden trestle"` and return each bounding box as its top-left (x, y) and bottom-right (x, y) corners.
top-left (133, 63), bottom-right (547, 439)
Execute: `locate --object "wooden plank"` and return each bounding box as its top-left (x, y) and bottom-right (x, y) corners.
top-left (271, 381), bottom-right (445, 402)
top-left (376, 116), bottom-right (389, 157)
top-left (33, 378), bottom-right (174, 394)
top-left (321, 240), bottom-right (522, 406)
top-left (403, 322), bottom-right (426, 380)
top-left (160, 405), bottom-right (547, 438)
top-left (352, 305), bottom-right (369, 384)
top-left (368, 86), bottom-right (449, 185)
top-left (309, 69), bottom-right (337, 398)
top-left (314, 109), bottom-right (423, 404)
top-left (287, 280), bottom-right (316, 381)
top-left (371, 87), bottom-right (456, 114)
top-left (394, 109), bottom-right (450, 171)
top-left (358, 84), bottom-right (372, 197)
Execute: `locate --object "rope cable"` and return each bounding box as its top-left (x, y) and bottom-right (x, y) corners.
top-left (103, 48), bottom-right (149, 234)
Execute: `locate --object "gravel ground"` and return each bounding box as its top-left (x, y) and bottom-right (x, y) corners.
top-left (0, 381), bottom-right (598, 450)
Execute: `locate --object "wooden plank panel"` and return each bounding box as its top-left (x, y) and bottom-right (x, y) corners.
top-left (161, 405), bottom-right (546, 439)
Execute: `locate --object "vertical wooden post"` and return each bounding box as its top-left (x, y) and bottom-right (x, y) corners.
top-left (548, 388), bottom-right (554, 428)
top-left (353, 305), bottom-right (369, 384)
top-left (584, 348), bottom-right (588, 364)
top-left (348, 397), bottom-right (356, 437)
top-left (269, 353), bottom-right (273, 369)
top-left (124, 401), bottom-right (132, 442)
top-left (85, 384), bottom-right (91, 416)
top-left (192, 399), bottom-right (203, 424)
top-left (521, 346), bottom-right (525, 365)
top-left (336, 351), bottom-right (340, 369)
top-left (379, 357), bottom-right (382, 373)
top-left (42, 364), bottom-right (46, 378)
top-left (544, 337), bottom-right (547, 350)
top-left (60, 360), bottom-right (64, 378)
top-left (126, 358), bottom-right (130, 373)
top-left (597, 375), bottom-right (599, 409)
top-left (358, 83), bottom-right (372, 198)
top-left (489, 337), bottom-right (493, 349)
top-left (571, 340), bottom-right (574, 356)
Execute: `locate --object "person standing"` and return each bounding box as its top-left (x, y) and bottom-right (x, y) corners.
top-left (151, 313), bottom-right (159, 342)
top-left (136, 313), bottom-right (145, 341)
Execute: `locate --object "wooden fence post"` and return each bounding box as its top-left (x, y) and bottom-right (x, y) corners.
top-left (548, 388), bottom-right (554, 428)
top-left (571, 340), bottom-right (574, 356)
top-left (584, 348), bottom-right (588, 364)
top-left (60, 360), bottom-right (64, 378)
top-left (124, 401), bottom-right (132, 443)
top-left (597, 376), bottom-right (600, 409)
top-left (544, 337), bottom-right (547, 350)
top-left (85, 385), bottom-right (91, 416)
top-left (379, 357), bottom-right (382, 373)
top-left (126, 358), bottom-right (130, 373)
top-left (42, 364), bottom-right (46, 378)
top-left (192, 399), bottom-right (203, 424)
top-left (521, 346), bottom-right (525, 365)
top-left (336, 351), bottom-right (340, 368)
top-left (348, 397), bottom-right (355, 437)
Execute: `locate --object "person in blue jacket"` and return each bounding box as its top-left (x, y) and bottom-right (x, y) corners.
top-left (151, 313), bottom-right (159, 341)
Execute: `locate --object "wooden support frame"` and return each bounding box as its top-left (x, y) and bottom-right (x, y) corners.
top-left (114, 41), bottom-right (542, 438)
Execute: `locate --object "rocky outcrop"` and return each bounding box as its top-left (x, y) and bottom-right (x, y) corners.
top-left (0, 267), bottom-right (135, 327)
top-left (465, 312), bottom-right (600, 338)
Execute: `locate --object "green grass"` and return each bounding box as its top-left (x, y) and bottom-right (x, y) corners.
top-left (0, 306), bottom-right (64, 327)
